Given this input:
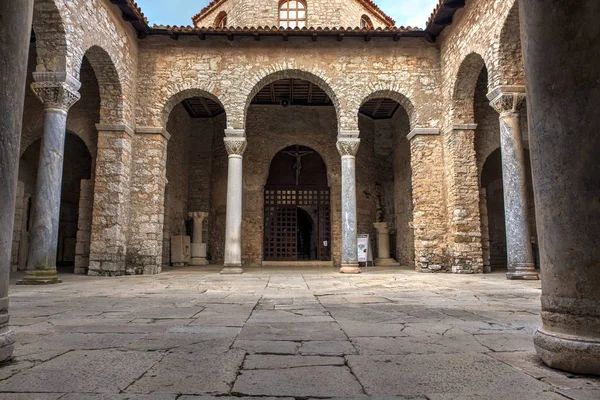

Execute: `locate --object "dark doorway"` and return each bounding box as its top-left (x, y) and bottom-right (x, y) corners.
top-left (264, 145), bottom-right (331, 262)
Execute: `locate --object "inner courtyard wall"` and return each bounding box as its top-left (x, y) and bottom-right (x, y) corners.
top-left (193, 0), bottom-right (390, 29)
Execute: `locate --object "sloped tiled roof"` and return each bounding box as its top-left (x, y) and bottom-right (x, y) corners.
top-left (191, 0), bottom-right (396, 27)
top-left (425, 0), bottom-right (466, 40)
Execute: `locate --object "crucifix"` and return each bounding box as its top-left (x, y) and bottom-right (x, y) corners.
top-left (283, 146), bottom-right (314, 186)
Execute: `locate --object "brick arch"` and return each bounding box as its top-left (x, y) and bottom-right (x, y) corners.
top-left (358, 89), bottom-right (416, 130)
top-left (32, 0), bottom-right (69, 73)
top-left (451, 52), bottom-right (492, 124)
top-left (240, 68), bottom-right (342, 132)
top-left (160, 88), bottom-right (228, 128)
top-left (80, 45), bottom-right (124, 126)
top-left (496, 2), bottom-right (525, 87)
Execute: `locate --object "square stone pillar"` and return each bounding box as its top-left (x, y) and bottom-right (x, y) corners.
top-left (443, 124), bottom-right (483, 273)
top-left (407, 128), bottom-right (447, 272)
top-left (88, 125), bottom-right (134, 276)
top-left (126, 127), bottom-right (169, 275)
top-left (74, 179), bottom-right (94, 274)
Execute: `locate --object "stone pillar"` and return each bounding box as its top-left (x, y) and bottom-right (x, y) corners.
top-left (337, 135), bottom-right (361, 274)
top-left (126, 127), bottom-right (169, 275)
top-left (407, 128), bottom-right (447, 272)
top-left (18, 72), bottom-right (80, 285)
top-left (443, 124), bottom-right (483, 274)
top-left (221, 134), bottom-right (247, 275)
top-left (88, 125), bottom-right (134, 276)
top-left (487, 86), bottom-right (538, 280)
top-left (520, 0), bottom-right (600, 375)
top-left (373, 222), bottom-right (398, 266)
top-left (479, 188), bottom-right (491, 273)
top-left (74, 179), bottom-right (94, 274)
top-left (189, 211), bottom-right (208, 266)
top-left (0, 0), bottom-right (34, 362)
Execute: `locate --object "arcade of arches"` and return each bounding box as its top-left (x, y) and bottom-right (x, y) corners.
top-left (1, 0), bottom-right (599, 375)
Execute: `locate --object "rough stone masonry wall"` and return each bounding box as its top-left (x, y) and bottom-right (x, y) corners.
top-left (136, 34), bottom-right (441, 133)
top-left (208, 115), bottom-right (229, 265)
top-left (194, 0), bottom-right (388, 28)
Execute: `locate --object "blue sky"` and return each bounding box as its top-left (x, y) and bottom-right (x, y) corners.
top-left (135, 0), bottom-right (440, 28)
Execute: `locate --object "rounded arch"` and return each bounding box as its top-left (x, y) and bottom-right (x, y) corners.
top-left (496, 2), bottom-right (525, 86)
top-left (214, 11), bottom-right (228, 28)
top-left (481, 147), bottom-right (502, 187)
top-left (360, 14), bottom-right (373, 29)
top-left (243, 69), bottom-right (341, 132)
top-left (79, 45), bottom-right (124, 126)
top-left (452, 52), bottom-right (491, 124)
top-left (359, 89), bottom-right (416, 127)
top-left (160, 88), bottom-right (228, 128)
top-left (32, 0), bottom-right (69, 73)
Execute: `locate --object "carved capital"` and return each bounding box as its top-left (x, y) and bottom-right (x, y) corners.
top-left (31, 81), bottom-right (81, 112)
top-left (188, 211), bottom-right (208, 221)
top-left (224, 137), bottom-right (247, 156)
top-left (336, 138), bottom-right (360, 157)
top-left (487, 86), bottom-right (526, 115)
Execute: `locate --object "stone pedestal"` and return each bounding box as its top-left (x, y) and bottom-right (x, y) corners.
top-left (18, 73), bottom-right (80, 285)
top-left (0, 0), bottom-right (35, 362)
top-left (520, 0), bottom-right (600, 375)
top-left (337, 136), bottom-right (361, 274)
top-left (373, 222), bottom-right (398, 266)
top-left (221, 134), bottom-right (247, 275)
top-left (189, 211), bottom-right (208, 266)
top-left (488, 86), bottom-right (539, 281)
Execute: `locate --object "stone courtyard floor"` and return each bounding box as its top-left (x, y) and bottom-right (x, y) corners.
top-left (1, 267), bottom-right (599, 399)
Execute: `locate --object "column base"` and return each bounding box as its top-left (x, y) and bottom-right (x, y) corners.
top-left (340, 264), bottom-right (361, 274)
top-left (73, 267), bottom-right (87, 275)
top-left (507, 263), bottom-right (539, 280)
top-left (375, 258), bottom-right (399, 266)
top-left (16, 270), bottom-right (62, 285)
top-left (534, 328), bottom-right (600, 375)
top-left (221, 266), bottom-right (243, 275)
top-left (0, 328), bottom-right (15, 363)
top-left (189, 257), bottom-right (209, 266)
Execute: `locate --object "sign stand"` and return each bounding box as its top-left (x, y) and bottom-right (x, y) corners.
top-left (357, 234), bottom-right (374, 268)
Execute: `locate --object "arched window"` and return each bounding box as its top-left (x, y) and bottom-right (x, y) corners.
top-left (214, 11), bottom-right (228, 28)
top-left (360, 15), bottom-right (373, 29)
top-left (279, 1), bottom-right (307, 28)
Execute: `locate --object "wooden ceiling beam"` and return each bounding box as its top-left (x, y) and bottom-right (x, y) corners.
top-left (372, 98), bottom-right (385, 116)
top-left (307, 82), bottom-right (313, 104)
top-left (290, 79), bottom-right (294, 104)
top-left (199, 97), bottom-right (213, 117)
top-left (270, 83), bottom-right (276, 103)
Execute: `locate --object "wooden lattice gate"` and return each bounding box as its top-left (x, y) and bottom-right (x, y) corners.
top-left (264, 186), bottom-right (331, 262)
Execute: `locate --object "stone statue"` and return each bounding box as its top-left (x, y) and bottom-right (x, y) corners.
top-left (283, 146), bottom-right (313, 186)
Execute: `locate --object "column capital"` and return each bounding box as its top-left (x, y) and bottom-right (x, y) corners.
top-left (373, 221), bottom-right (391, 234)
top-left (336, 137), bottom-right (360, 157)
top-left (188, 211), bottom-right (208, 221)
top-left (224, 137), bottom-right (247, 156)
top-left (487, 85), bottom-right (526, 115)
top-left (31, 72), bottom-right (81, 112)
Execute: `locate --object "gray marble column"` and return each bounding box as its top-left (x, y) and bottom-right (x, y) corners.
top-left (487, 86), bottom-right (538, 280)
top-left (337, 136), bottom-right (361, 274)
top-left (18, 73), bottom-right (81, 285)
top-left (221, 134), bottom-right (247, 275)
top-left (520, 0), bottom-right (600, 375)
top-left (0, 0), bottom-right (34, 363)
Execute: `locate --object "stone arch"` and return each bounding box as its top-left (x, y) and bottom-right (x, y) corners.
top-left (160, 88), bottom-right (228, 129)
top-left (359, 90), bottom-right (416, 129)
top-left (496, 2), bottom-right (525, 86)
top-left (241, 69), bottom-right (342, 132)
top-left (79, 45), bottom-right (124, 126)
top-left (32, 0), bottom-right (69, 73)
top-left (452, 52), bottom-right (492, 124)
top-left (261, 143), bottom-right (334, 188)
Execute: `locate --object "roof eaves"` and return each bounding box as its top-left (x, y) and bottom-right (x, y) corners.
top-left (425, 0), bottom-right (466, 40)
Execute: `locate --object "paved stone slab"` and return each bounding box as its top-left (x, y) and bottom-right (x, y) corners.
top-left (232, 365), bottom-right (365, 397)
top-left (298, 340), bottom-right (357, 355)
top-left (0, 350), bottom-right (162, 393)
top-left (0, 395), bottom-right (64, 400)
top-left (126, 350), bottom-right (245, 395)
top-left (557, 389), bottom-right (600, 400)
top-left (244, 355), bottom-right (345, 369)
top-left (60, 395), bottom-right (177, 400)
top-left (346, 353), bottom-right (554, 396)
top-left (237, 322), bottom-right (347, 341)
top-left (232, 339), bottom-right (299, 354)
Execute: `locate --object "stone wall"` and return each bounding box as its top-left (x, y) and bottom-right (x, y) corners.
top-left (193, 0), bottom-right (390, 28)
